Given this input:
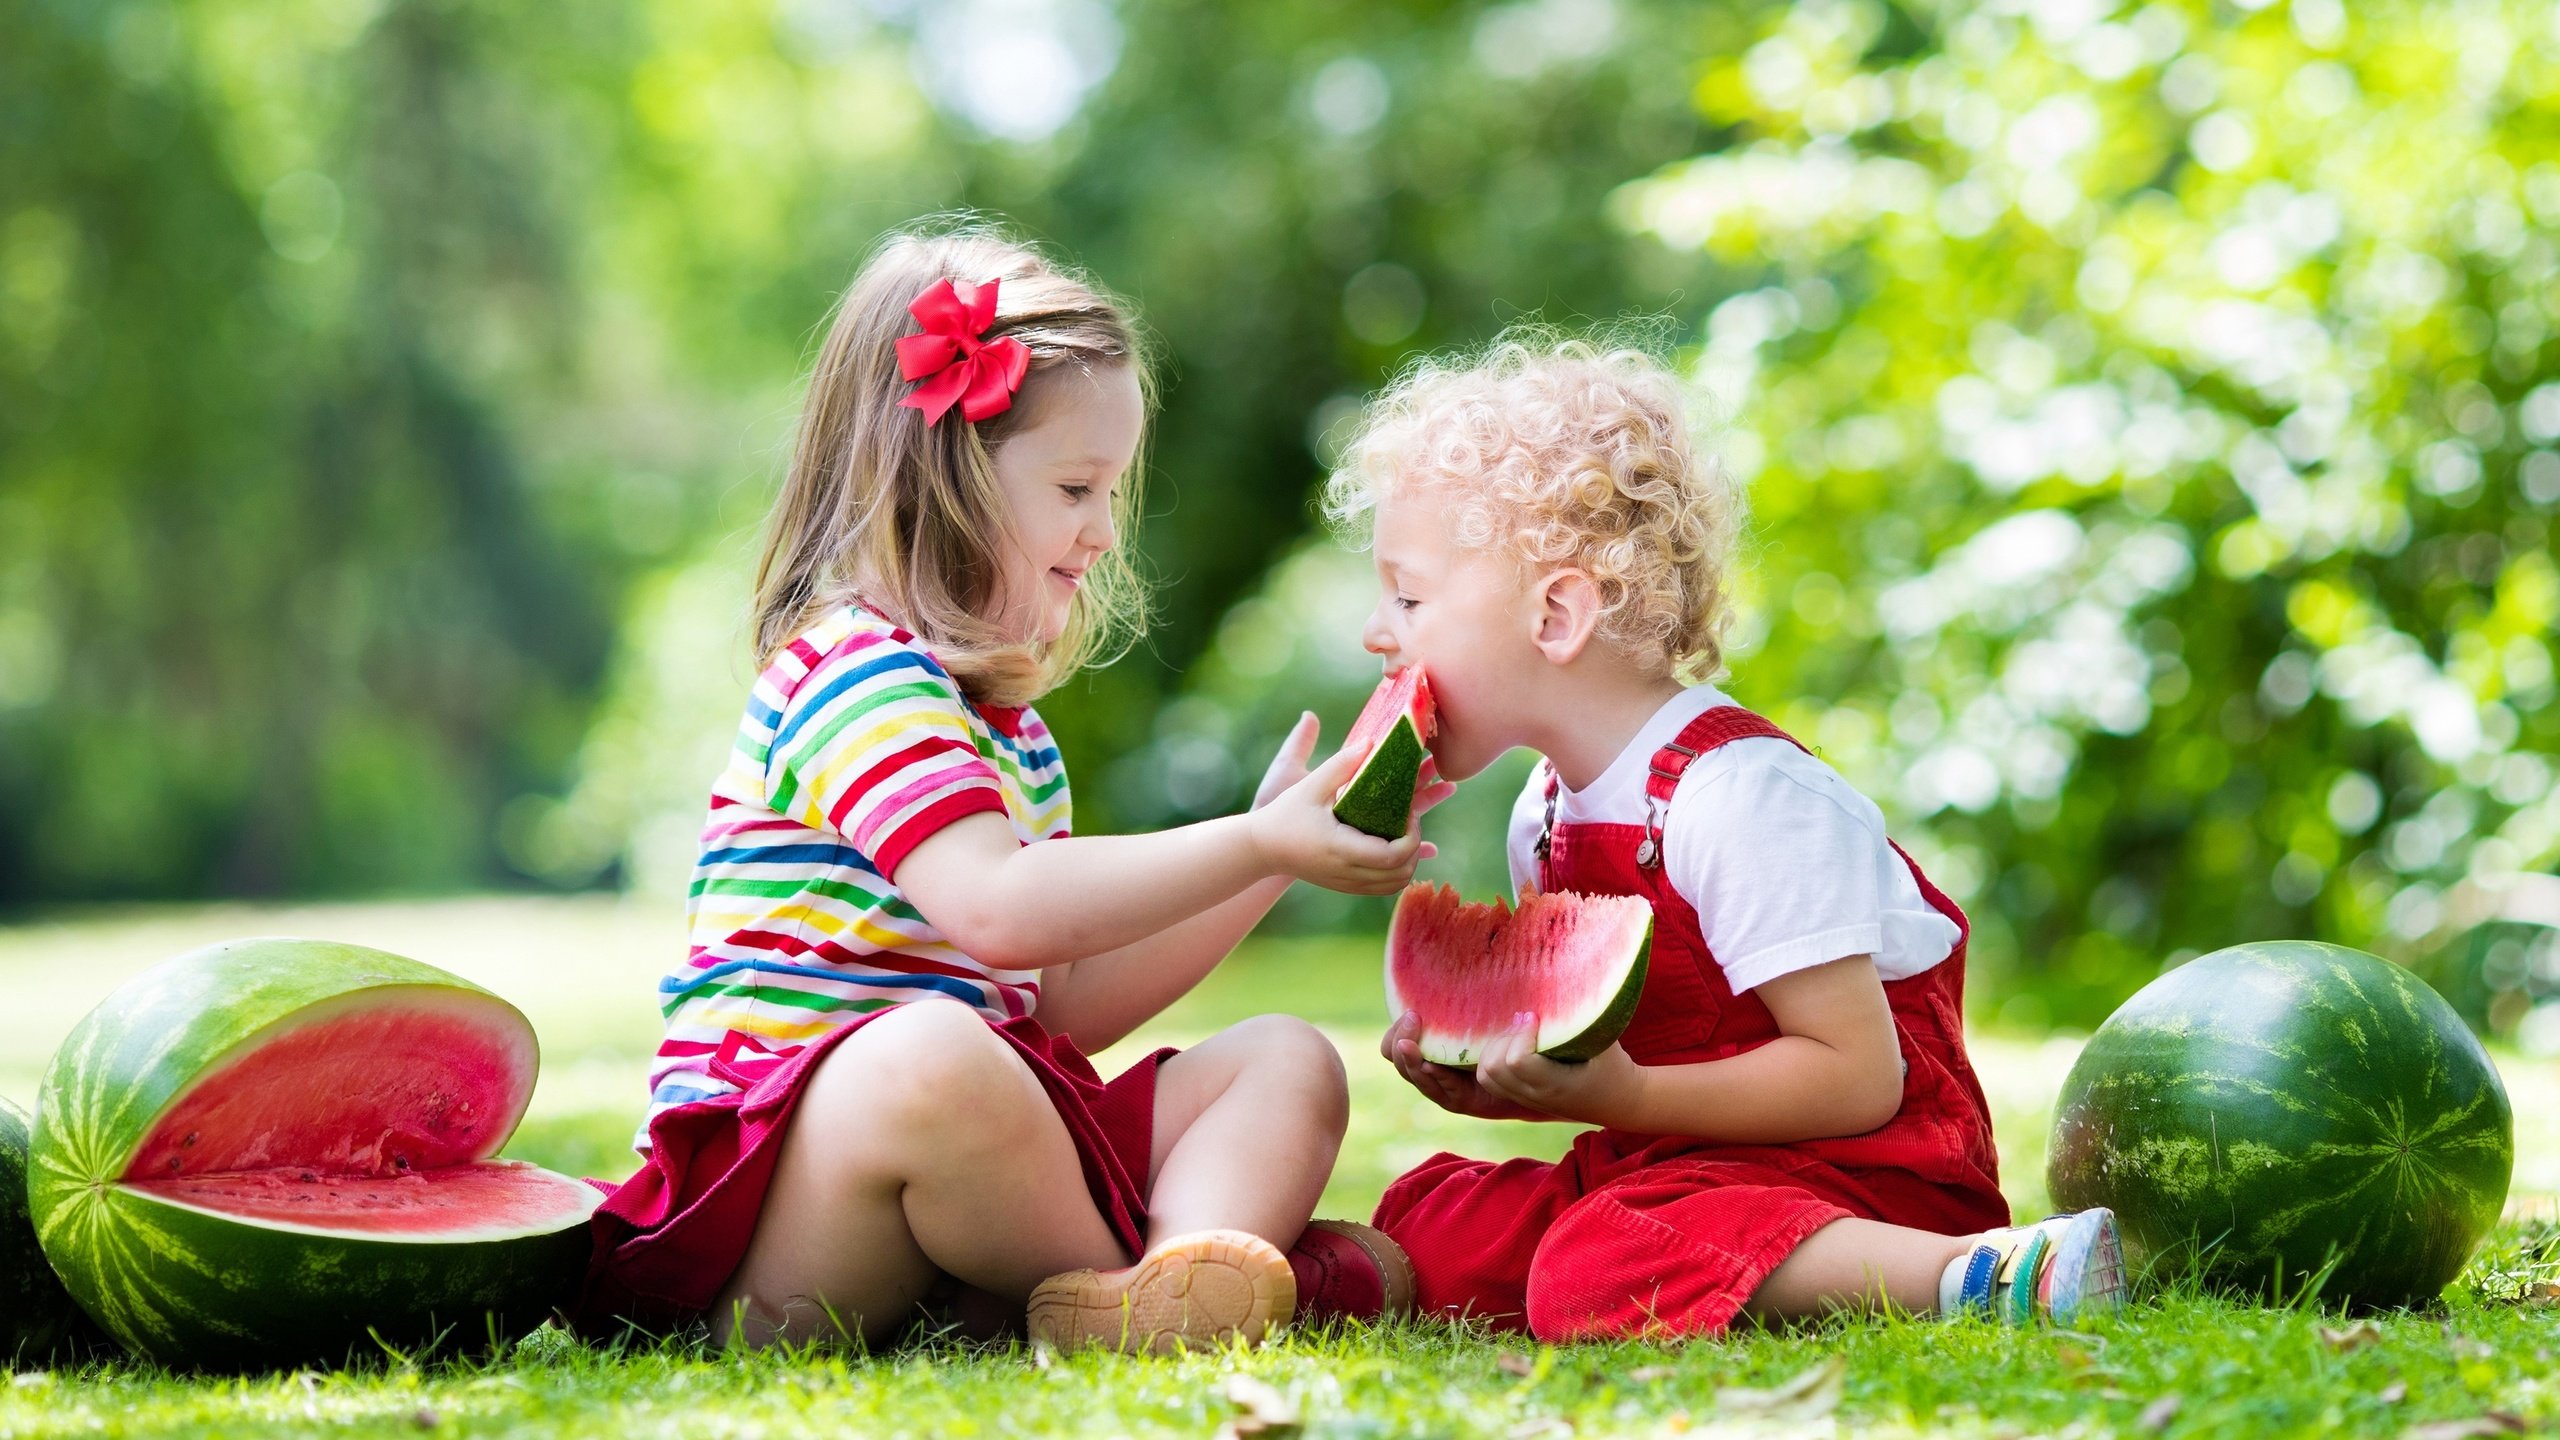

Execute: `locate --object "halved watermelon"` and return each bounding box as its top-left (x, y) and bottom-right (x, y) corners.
top-left (1384, 883), bottom-right (1654, 1066)
top-left (1332, 668), bottom-right (1436, 839)
top-left (0, 1098), bottom-right (103, 1366)
top-left (29, 938), bottom-right (600, 1370)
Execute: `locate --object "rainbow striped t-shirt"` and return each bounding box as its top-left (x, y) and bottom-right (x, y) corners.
top-left (641, 604), bottom-right (1071, 1141)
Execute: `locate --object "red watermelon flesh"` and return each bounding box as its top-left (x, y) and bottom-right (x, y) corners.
top-left (115, 990), bottom-right (588, 1240)
top-left (1332, 668), bottom-right (1436, 839)
top-left (1343, 667), bottom-right (1434, 758)
top-left (1385, 883), bottom-right (1654, 1066)
top-left (132, 1164), bottom-right (599, 1238)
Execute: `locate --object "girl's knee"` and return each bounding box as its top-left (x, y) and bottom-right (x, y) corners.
top-left (1223, 1013), bottom-right (1349, 1122)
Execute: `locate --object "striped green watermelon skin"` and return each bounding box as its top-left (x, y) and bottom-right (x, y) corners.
top-left (1333, 669), bottom-right (1434, 840)
top-left (1335, 717), bottom-right (1426, 839)
top-left (2046, 941), bottom-right (2511, 1309)
top-left (54, 1186), bottom-right (590, 1371)
top-left (0, 1100), bottom-right (106, 1365)
top-left (28, 938), bottom-right (593, 1369)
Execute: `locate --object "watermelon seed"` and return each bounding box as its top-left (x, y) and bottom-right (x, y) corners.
top-left (298, 1171), bottom-right (318, 1183)
top-left (181, 1132), bottom-right (197, 1147)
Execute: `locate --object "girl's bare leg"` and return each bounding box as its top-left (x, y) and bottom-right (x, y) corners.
top-left (1143, 1014), bottom-right (1349, 1248)
top-left (1741, 1217), bottom-right (1973, 1322)
top-left (709, 1000), bottom-right (1127, 1348)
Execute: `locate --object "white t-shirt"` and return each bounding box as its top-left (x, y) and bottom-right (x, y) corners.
top-left (1505, 686), bottom-right (1961, 996)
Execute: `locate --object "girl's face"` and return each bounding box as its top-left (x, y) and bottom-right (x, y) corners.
top-left (989, 363), bottom-right (1144, 645)
top-left (1360, 487), bottom-right (1545, 782)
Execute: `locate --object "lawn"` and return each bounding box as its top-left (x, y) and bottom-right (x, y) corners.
top-left (1, 895), bottom-right (2557, 1438)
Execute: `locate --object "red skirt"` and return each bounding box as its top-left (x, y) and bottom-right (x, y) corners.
top-left (578, 1008), bottom-right (1171, 1333)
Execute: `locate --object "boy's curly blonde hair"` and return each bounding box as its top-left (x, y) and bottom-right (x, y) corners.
top-left (1324, 333), bottom-right (1743, 678)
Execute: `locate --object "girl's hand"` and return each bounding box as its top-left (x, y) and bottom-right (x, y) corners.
top-left (1471, 1013), bottom-right (1644, 1127)
top-left (1252, 713), bottom-right (1323, 809)
top-left (1254, 712), bottom-right (1458, 817)
top-left (1381, 1011), bottom-right (1547, 1121)
top-left (1249, 740), bottom-right (1432, 894)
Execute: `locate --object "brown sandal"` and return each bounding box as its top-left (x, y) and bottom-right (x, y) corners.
top-left (1026, 1229), bottom-right (1295, 1355)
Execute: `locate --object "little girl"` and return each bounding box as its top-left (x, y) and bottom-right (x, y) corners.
top-left (582, 223), bottom-right (1427, 1352)
top-left (1329, 336), bottom-right (2125, 1340)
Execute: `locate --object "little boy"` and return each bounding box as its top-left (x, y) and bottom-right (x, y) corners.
top-left (1328, 336), bottom-right (2122, 1340)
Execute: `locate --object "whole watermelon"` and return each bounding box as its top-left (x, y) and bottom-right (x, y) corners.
top-left (0, 1099), bottom-right (107, 1365)
top-left (2047, 940), bottom-right (2511, 1309)
top-left (30, 938), bottom-right (601, 1370)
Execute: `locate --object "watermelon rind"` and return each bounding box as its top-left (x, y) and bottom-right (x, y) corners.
top-left (28, 937), bottom-right (600, 1370)
top-left (1532, 935), bottom-right (1651, 1064)
top-left (1333, 714), bottom-right (1427, 840)
top-left (0, 1099), bottom-right (108, 1366)
top-left (52, 1178), bottom-right (592, 1372)
top-left (2045, 940), bottom-right (2512, 1310)
top-left (1384, 886), bottom-right (1655, 1068)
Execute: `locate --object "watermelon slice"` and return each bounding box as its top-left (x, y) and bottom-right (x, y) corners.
top-left (29, 938), bottom-right (600, 1370)
top-left (1384, 883), bottom-right (1654, 1066)
top-left (1332, 668), bottom-right (1436, 839)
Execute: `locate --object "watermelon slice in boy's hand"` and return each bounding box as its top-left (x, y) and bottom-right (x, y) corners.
top-left (1331, 668), bottom-right (1435, 839)
top-left (1385, 882), bottom-right (1654, 1067)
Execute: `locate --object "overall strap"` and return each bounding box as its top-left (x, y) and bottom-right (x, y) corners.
top-left (1632, 706), bottom-right (1808, 869)
top-left (1536, 705), bottom-right (1810, 875)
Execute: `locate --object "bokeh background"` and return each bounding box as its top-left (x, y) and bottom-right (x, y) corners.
top-left (8, 0), bottom-right (2560, 1046)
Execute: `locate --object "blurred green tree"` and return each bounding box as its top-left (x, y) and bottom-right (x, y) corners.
top-left (1602, 0), bottom-right (2560, 1023)
top-left (2, 0), bottom-right (624, 899)
top-left (0, 0), bottom-right (1725, 905)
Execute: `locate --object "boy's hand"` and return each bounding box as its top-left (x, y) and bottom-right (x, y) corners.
top-left (1472, 1013), bottom-right (1644, 1127)
top-left (1248, 721), bottom-right (1434, 894)
top-left (1381, 1011), bottom-right (1548, 1121)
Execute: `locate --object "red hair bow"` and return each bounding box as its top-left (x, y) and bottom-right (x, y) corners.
top-left (895, 277), bottom-right (1031, 426)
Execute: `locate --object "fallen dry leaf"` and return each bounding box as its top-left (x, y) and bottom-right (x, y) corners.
top-left (410, 1408), bottom-right (440, 1431)
top-left (1497, 1351), bottom-right (1537, 1378)
top-left (2403, 1416), bottom-right (2526, 1440)
top-left (1624, 1366), bottom-right (1674, 1384)
top-left (2321, 1321), bottom-right (2384, 1353)
top-left (2380, 1380), bottom-right (2408, 1405)
top-left (2523, 1281), bottom-right (2560, 1306)
top-left (2446, 1334), bottom-right (2495, 1363)
top-left (2137, 1394), bottom-right (2181, 1433)
top-left (1505, 1420), bottom-right (1573, 1440)
top-left (1716, 1355), bottom-right (1847, 1421)
top-left (1218, 1374), bottom-right (1301, 1438)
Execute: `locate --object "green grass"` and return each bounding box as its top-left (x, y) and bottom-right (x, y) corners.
top-left (3, 895), bottom-right (2559, 1438)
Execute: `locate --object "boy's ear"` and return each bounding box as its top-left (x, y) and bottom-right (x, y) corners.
top-left (1529, 568), bottom-right (1603, 665)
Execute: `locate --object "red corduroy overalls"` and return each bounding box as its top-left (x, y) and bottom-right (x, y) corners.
top-left (1372, 706), bottom-right (2010, 1340)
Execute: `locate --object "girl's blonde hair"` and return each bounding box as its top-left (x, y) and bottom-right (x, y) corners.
top-left (1324, 332), bottom-right (1742, 678)
top-left (753, 219), bottom-right (1150, 706)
